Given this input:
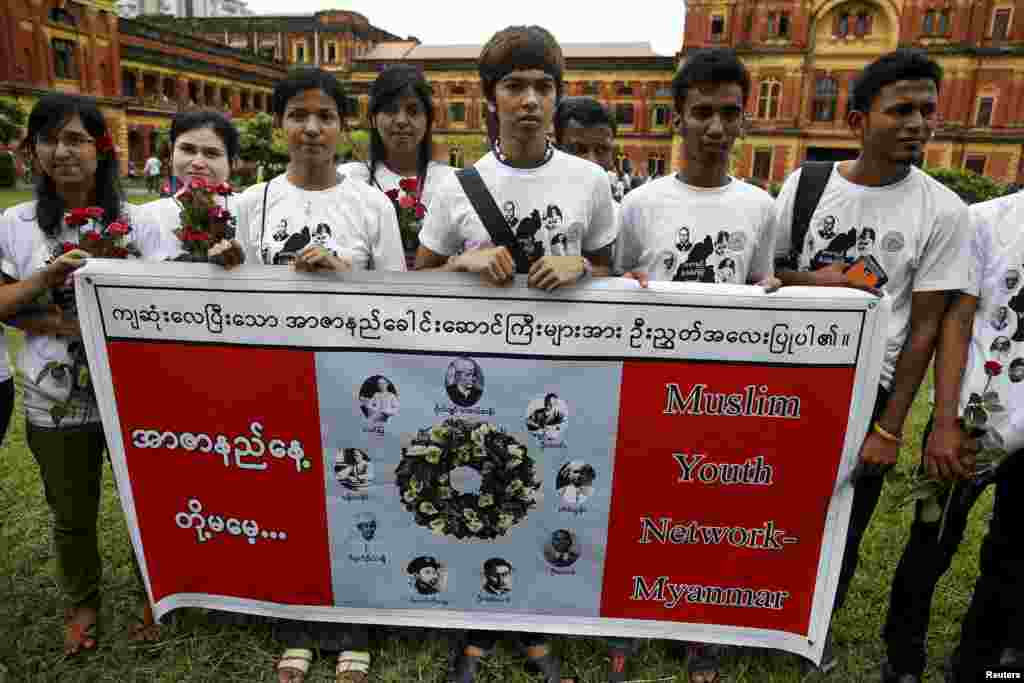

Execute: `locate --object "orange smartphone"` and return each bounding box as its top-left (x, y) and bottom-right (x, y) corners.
top-left (844, 255), bottom-right (888, 289)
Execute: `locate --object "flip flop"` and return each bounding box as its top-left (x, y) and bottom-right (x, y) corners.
top-left (63, 606), bottom-right (99, 656)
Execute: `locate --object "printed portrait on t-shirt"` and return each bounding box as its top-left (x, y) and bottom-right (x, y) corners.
top-left (716, 257), bottom-right (738, 284)
top-left (673, 235), bottom-right (715, 282)
top-left (1010, 358), bottom-right (1024, 383)
top-left (713, 231), bottom-right (730, 257)
top-left (810, 228), bottom-right (857, 270)
top-left (992, 336), bottom-right (1012, 361)
top-left (1010, 289), bottom-right (1024, 342)
top-left (1004, 268), bottom-right (1021, 293)
top-left (313, 223), bottom-right (332, 247)
top-left (992, 306), bottom-right (1011, 332)
top-left (675, 226), bottom-right (693, 254)
top-left (857, 227), bottom-right (877, 257)
top-left (502, 201), bottom-right (519, 229)
top-left (514, 209), bottom-right (546, 271)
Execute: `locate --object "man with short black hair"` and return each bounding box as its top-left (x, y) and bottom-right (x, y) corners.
top-left (773, 49), bottom-right (971, 678)
top-left (554, 96), bottom-right (616, 172)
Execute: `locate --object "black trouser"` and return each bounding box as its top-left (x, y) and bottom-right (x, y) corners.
top-left (882, 415), bottom-right (992, 676)
top-left (952, 453), bottom-right (1024, 681)
top-left (832, 385), bottom-right (891, 612)
top-left (0, 378), bottom-right (14, 445)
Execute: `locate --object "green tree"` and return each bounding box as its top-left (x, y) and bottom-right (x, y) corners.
top-left (924, 166), bottom-right (1007, 205)
top-left (235, 112), bottom-right (289, 175)
top-left (0, 97), bottom-right (27, 146)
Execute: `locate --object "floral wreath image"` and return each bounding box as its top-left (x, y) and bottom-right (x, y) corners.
top-left (395, 417), bottom-right (540, 540)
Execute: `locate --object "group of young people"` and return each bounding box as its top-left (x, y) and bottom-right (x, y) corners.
top-left (2, 20), bottom-right (1020, 683)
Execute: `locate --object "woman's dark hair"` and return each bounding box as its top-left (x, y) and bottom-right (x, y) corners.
top-left (367, 65), bottom-right (435, 197)
top-left (849, 49), bottom-right (942, 114)
top-left (672, 48), bottom-right (751, 114)
top-left (272, 67), bottom-right (347, 119)
top-left (170, 109), bottom-right (240, 163)
top-left (19, 93), bottom-right (123, 238)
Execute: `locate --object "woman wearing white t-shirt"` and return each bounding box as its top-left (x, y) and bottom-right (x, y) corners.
top-left (338, 65), bottom-right (453, 261)
top-left (0, 93), bottom-right (161, 656)
top-left (232, 68), bottom-right (403, 683)
top-left (134, 110), bottom-right (244, 264)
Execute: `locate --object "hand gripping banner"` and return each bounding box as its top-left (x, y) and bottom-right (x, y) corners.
top-left (75, 261), bottom-right (888, 666)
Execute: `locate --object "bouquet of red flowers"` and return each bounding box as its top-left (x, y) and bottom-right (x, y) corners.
top-left (61, 206), bottom-right (139, 259)
top-left (385, 177), bottom-right (427, 251)
top-left (173, 177), bottom-right (236, 261)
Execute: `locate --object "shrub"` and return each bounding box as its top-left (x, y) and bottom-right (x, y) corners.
top-left (0, 152), bottom-right (16, 188)
top-left (924, 166), bottom-right (1006, 205)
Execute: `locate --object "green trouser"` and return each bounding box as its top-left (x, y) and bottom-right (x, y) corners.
top-left (26, 420), bottom-right (107, 609)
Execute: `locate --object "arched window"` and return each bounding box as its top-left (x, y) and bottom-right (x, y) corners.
top-left (813, 77), bottom-right (838, 121)
top-left (836, 12), bottom-right (851, 37)
top-left (758, 80), bottom-right (782, 119)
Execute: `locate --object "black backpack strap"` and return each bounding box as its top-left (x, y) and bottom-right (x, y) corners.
top-left (783, 161), bottom-right (834, 271)
top-left (258, 178), bottom-right (272, 260)
top-left (455, 167), bottom-right (526, 271)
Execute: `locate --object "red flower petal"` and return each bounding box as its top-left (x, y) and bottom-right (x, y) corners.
top-left (415, 203), bottom-right (426, 219)
top-left (985, 361), bottom-right (1003, 376)
top-left (399, 177), bottom-right (419, 193)
top-left (61, 242), bottom-right (78, 253)
top-left (84, 207), bottom-right (105, 219)
top-left (107, 222), bottom-right (130, 236)
top-left (385, 189), bottom-right (400, 201)
top-left (82, 230), bottom-right (101, 242)
top-left (398, 194), bottom-right (415, 209)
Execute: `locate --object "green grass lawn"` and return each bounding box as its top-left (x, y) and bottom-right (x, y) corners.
top-left (0, 186), bottom-right (991, 682)
top-left (0, 190), bottom-right (159, 211)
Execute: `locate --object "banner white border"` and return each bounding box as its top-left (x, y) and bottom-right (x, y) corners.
top-left (75, 261), bottom-right (888, 665)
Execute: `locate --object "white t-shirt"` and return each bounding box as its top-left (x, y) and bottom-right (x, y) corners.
top-left (134, 194), bottom-right (238, 261)
top-left (144, 157), bottom-right (161, 176)
top-left (616, 175), bottom-right (776, 284)
top-left (774, 164), bottom-right (970, 390)
top-left (337, 160), bottom-right (454, 214)
top-left (0, 200), bottom-right (152, 426)
top-left (233, 174), bottom-right (406, 271)
top-left (961, 193), bottom-right (1024, 453)
top-left (418, 150), bottom-right (618, 273)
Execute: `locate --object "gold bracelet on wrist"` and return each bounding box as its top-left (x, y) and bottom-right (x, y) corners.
top-left (873, 421), bottom-right (902, 444)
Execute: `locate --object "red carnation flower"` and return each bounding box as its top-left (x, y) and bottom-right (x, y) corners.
top-left (193, 231), bottom-right (211, 242)
top-left (95, 135), bottom-right (114, 154)
top-left (188, 176), bottom-right (209, 191)
top-left (107, 221), bottom-right (130, 236)
top-left (213, 182), bottom-right (233, 196)
top-left (61, 242), bottom-right (78, 254)
top-left (399, 194), bottom-right (415, 209)
top-left (385, 189), bottom-right (400, 201)
top-left (399, 177), bottom-right (419, 194)
top-left (415, 203), bottom-right (426, 219)
top-left (82, 230), bottom-right (101, 242)
top-left (84, 207), bottom-right (105, 219)
top-left (985, 361), bottom-right (1003, 377)
top-left (111, 246), bottom-right (129, 259)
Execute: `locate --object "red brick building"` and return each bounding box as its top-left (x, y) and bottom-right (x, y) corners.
top-left (682, 0), bottom-right (1024, 183)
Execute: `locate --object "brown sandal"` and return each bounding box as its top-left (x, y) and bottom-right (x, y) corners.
top-left (336, 650), bottom-right (371, 682)
top-left (127, 602), bottom-right (161, 643)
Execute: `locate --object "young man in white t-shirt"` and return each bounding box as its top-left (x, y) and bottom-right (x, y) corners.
top-left (143, 154), bottom-right (161, 194)
top-left (616, 49), bottom-right (776, 291)
top-left (416, 25), bottom-right (614, 683)
top-left (415, 27), bottom-right (617, 293)
top-left (935, 191), bottom-right (1024, 682)
top-left (773, 50), bottom-right (971, 675)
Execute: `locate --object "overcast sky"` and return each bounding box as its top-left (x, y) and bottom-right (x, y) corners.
top-left (240, 0), bottom-right (685, 56)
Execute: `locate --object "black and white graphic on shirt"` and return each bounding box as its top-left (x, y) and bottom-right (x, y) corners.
top-left (818, 215), bottom-right (838, 240)
top-left (673, 235), bottom-right (715, 283)
top-left (1009, 358), bottom-right (1024, 383)
top-left (716, 257), bottom-right (738, 283)
top-left (1010, 288), bottom-right (1024, 342)
top-left (675, 227), bottom-right (693, 254)
top-left (313, 223), bottom-right (332, 246)
top-left (811, 228), bottom-right (857, 269)
top-left (1004, 268), bottom-right (1021, 293)
top-left (713, 231), bottom-right (730, 257)
top-left (881, 230), bottom-right (906, 253)
top-left (856, 227), bottom-right (877, 257)
top-left (502, 201), bottom-right (519, 230)
top-left (272, 218), bottom-right (289, 242)
top-left (992, 306), bottom-right (1011, 332)
top-left (992, 336), bottom-right (1012, 361)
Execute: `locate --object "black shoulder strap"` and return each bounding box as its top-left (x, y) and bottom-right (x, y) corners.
top-left (787, 161), bottom-right (834, 269)
top-left (258, 178), bottom-right (271, 260)
top-left (455, 167), bottom-right (526, 269)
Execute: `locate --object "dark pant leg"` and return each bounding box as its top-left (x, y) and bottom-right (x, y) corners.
top-left (833, 386), bottom-right (891, 612)
top-left (26, 421), bottom-right (107, 607)
top-left (273, 621), bottom-right (370, 652)
top-left (883, 416), bottom-right (992, 675)
top-left (954, 453), bottom-right (1024, 681)
top-left (465, 631), bottom-right (500, 651)
top-left (0, 378), bottom-right (15, 445)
